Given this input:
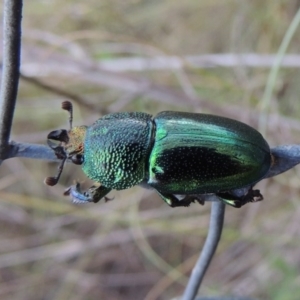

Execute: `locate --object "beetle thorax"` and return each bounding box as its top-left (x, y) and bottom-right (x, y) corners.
top-left (65, 126), bottom-right (87, 155)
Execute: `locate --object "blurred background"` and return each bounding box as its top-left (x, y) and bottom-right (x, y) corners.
top-left (1, 1), bottom-right (300, 299)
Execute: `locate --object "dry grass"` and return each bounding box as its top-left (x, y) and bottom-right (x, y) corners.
top-left (1, 1), bottom-right (300, 299)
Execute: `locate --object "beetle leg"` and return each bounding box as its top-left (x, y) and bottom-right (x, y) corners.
top-left (217, 188), bottom-right (263, 208)
top-left (184, 195), bottom-right (205, 205)
top-left (64, 182), bottom-right (111, 204)
top-left (175, 195), bottom-right (206, 206)
top-left (156, 191), bottom-right (200, 207)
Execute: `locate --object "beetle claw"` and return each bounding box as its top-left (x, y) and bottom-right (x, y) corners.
top-left (180, 195), bottom-right (205, 206)
top-left (63, 187), bottom-right (71, 196)
top-left (63, 183), bottom-right (94, 204)
top-left (217, 187), bottom-right (264, 208)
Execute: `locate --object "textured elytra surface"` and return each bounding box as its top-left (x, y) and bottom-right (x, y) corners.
top-left (82, 112), bottom-right (153, 190)
top-left (148, 112), bottom-right (271, 194)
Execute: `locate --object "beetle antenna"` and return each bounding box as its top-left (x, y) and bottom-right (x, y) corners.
top-left (61, 101), bottom-right (73, 129)
top-left (44, 157), bottom-right (67, 186)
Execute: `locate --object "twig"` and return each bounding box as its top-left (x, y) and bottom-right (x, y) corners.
top-left (181, 201), bottom-right (225, 300)
top-left (0, 0), bottom-right (23, 160)
top-left (265, 145), bottom-right (300, 178)
top-left (7, 141), bottom-right (57, 161)
top-left (6, 142), bottom-right (300, 177)
top-left (19, 73), bottom-right (104, 113)
top-left (95, 54), bottom-right (300, 72)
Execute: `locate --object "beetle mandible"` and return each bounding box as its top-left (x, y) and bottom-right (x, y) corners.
top-left (45, 101), bottom-right (272, 208)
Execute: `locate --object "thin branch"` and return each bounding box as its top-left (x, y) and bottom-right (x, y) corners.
top-left (19, 73), bottom-right (105, 113)
top-left (266, 145), bottom-right (300, 178)
top-left (7, 142), bottom-right (300, 177)
top-left (0, 0), bottom-right (23, 159)
top-left (7, 141), bottom-right (57, 161)
top-left (182, 201), bottom-right (226, 300)
top-left (95, 54), bottom-right (300, 72)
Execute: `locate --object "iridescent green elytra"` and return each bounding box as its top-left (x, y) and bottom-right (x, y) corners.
top-left (45, 102), bottom-right (272, 208)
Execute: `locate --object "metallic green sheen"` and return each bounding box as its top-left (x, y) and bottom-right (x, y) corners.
top-left (82, 112), bottom-right (153, 190)
top-left (148, 111), bottom-right (271, 194)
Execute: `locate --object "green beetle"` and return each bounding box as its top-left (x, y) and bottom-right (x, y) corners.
top-left (45, 101), bottom-right (272, 208)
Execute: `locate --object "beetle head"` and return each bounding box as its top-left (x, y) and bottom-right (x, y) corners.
top-left (44, 101), bottom-right (87, 186)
